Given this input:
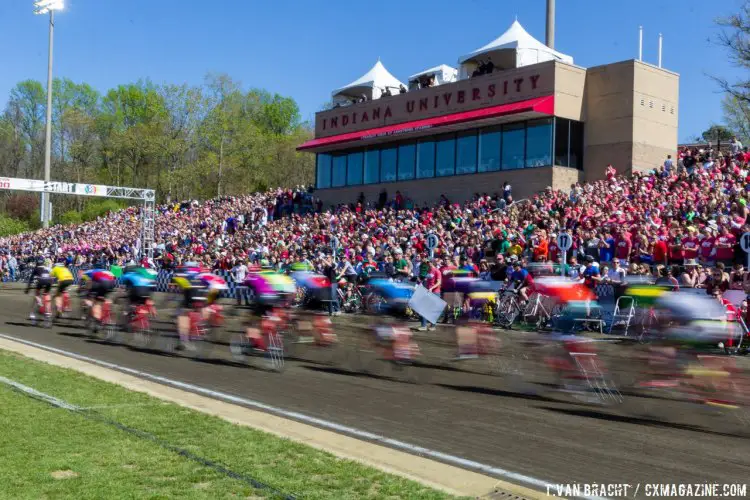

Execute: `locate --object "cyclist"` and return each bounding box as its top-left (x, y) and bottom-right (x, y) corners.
top-left (174, 269), bottom-right (215, 349)
top-left (509, 260), bottom-right (533, 305)
top-left (81, 268), bottom-right (117, 324)
top-left (50, 260), bottom-right (74, 318)
top-left (120, 265), bottom-right (157, 320)
top-left (25, 256), bottom-right (53, 322)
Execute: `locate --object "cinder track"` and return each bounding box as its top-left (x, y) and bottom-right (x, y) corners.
top-left (1, 286), bottom-right (748, 493)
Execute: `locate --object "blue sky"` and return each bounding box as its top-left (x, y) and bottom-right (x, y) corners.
top-left (0, 0), bottom-right (745, 140)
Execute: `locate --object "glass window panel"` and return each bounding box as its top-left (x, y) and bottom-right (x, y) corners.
top-left (435, 134), bottom-right (455, 177)
top-left (332, 155), bottom-right (347, 187)
top-left (554, 118), bottom-right (570, 167)
top-left (316, 153), bottom-right (331, 189)
top-left (417, 140), bottom-right (435, 179)
top-left (501, 124), bottom-right (525, 170)
top-left (455, 131), bottom-right (478, 174)
top-left (347, 151), bottom-right (363, 186)
top-left (570, 120), bottom-right (584, 170)
top-left (397, 143), bottom-right (416, 181)
top-left (364, 149), bottom-right (379, 184)
top-left (380, 146), bottom-right (397, 182)
top-left (478, 127), bottom-right (501, 172)
top-left (525, 119), bottom-right (552, 168)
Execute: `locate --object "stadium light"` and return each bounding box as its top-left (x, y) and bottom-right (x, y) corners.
top-left (34, 0), bottom-right (64, 227)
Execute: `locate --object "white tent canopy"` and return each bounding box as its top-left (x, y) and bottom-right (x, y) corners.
top-left (458, 20), bottom-right (573, 78)
top-left (331, 60), bottom-right (405, 105)
top-left (408, 64), bottom-right (458, 89)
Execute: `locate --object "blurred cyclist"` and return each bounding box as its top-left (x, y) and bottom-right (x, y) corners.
top-left (25, 256), bottom-right (53, 322)
top-left (120, 264), bottom-right (157, 319)
top-left (80, 268), bottom-right (117, 323)
top-left (50, 259), bottom-right (74, 318)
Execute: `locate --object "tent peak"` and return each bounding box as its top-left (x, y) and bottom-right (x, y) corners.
top-left (331, 59), bottom-right (405, 103)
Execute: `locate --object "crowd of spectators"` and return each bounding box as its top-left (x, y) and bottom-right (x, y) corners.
top-left (3, 142), bottom-right (750, 302)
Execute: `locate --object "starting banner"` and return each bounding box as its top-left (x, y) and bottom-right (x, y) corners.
top-left (0, 177), bottom-right (108, 197)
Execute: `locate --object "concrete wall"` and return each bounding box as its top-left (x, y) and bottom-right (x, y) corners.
top-left (631, 62), bottom-right (679, 170)
top-left (554, 63), bottom-right (586, 121)
top-left (313, 166), bottom-right (582, 209)
top-left (582, 59), bottom-right (678, 177)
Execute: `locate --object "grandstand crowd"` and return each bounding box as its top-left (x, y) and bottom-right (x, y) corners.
top-left (3, 143), bottom-right (750, 299)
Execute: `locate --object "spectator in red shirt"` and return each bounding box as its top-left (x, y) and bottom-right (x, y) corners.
top-left (652, 236), bottom-right (668, 266)
top-left (614, 230), bottom-right (632, 262)
top-left (715, 225), bottom-right (736, 266)
top-left (699, 227), bottom-right (716, 265)
top-left (668, 228), bottom-right (685, 264)
top-left (548, 236), bottom-right (561, 262)
top-left (682, 227), bottom-right (700, 261)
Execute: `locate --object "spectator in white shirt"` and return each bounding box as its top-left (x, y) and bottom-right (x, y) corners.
top-left (731, 136), bottom-right (743, 156)
top-left (232, 260), bottom-right (249, 305)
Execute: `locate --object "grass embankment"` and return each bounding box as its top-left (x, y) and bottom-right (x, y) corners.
top-left (0, 350), bottom-right (455, 499)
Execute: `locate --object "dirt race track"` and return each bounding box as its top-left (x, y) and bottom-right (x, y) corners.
top-left (0, 284), bottom-right (748, 495)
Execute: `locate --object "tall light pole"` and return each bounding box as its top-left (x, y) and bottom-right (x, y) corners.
top-left (545, 0), bottom-right (555, 49)
top-left (34, 0), bottom-right (64, 228)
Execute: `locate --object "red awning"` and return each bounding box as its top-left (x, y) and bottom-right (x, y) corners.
top-left (297, 95), bottom-right (554, 151)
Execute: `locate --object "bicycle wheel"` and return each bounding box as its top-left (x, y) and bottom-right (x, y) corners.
top-left (265, 332), bottom-right (285, 372)
top-left (230, 334), bottom-right (252, 363)
top-left (100, 320), bottom-right (118, 343)
top-left (43, 309), bottom-right (53, 329)
top-left (131, 318), bottom-right (153, 349)
top-left (187, 329), bottom-right (210, 358)
top-left (496, 296), bottom-right (520, 327)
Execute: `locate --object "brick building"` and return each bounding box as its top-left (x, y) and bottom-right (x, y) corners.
top-left (298, 20), bottom-right (679, 208)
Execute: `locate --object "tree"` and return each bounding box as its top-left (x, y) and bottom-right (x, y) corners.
top-left (0, 73), bottom-right (314, 225)
top-left (722, 94), bottom-right (750, 143)
top-left (716, 3), bottom-right (750, 103)
top-left (701, 124), bottom-right (734, 144)
top-left (7, 80), bottom-right (46, 179)
top-left (202, 73), bottom-right (242, 196)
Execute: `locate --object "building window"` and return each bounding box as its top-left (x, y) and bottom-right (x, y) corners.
top-left (554, 118), bottom-right (570, 167)
top-left (478, 127), bottom-right (501, 172)
top-left (435, 134), bottom-right (456, 177)
top-left (364, 149), bottom-right (380, 184)
top-left (525, 119), bottom-right (552, 168)
top-left (332, 154), bottom-right (347, 187)
top-left (569, 120), bottom-right (584, 170)
top-left (501, 123), bottom-right (525, 170)
top-left (347, 151), bottom-right (363, 186)
top-left (397, 143), bottom-right (416, 181)
top-left (455, 131), bottom-right (478, 175)
top-left (417, 140), bottom-right (435, 179)
top-left (316, 153), bottom-right (331, 189)
top-left (380, 146), bottom-right (397, 182)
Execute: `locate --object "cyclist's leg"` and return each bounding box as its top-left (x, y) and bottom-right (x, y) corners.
top-left (30, 284), bottom-right (41, 319)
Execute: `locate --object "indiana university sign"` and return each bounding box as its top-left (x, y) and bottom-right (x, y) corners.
top-left (315, 62), bottom-right (554, 138)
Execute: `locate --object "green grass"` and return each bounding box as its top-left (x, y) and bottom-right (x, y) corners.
top-left (0, 350), bottom-right (455, 499)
